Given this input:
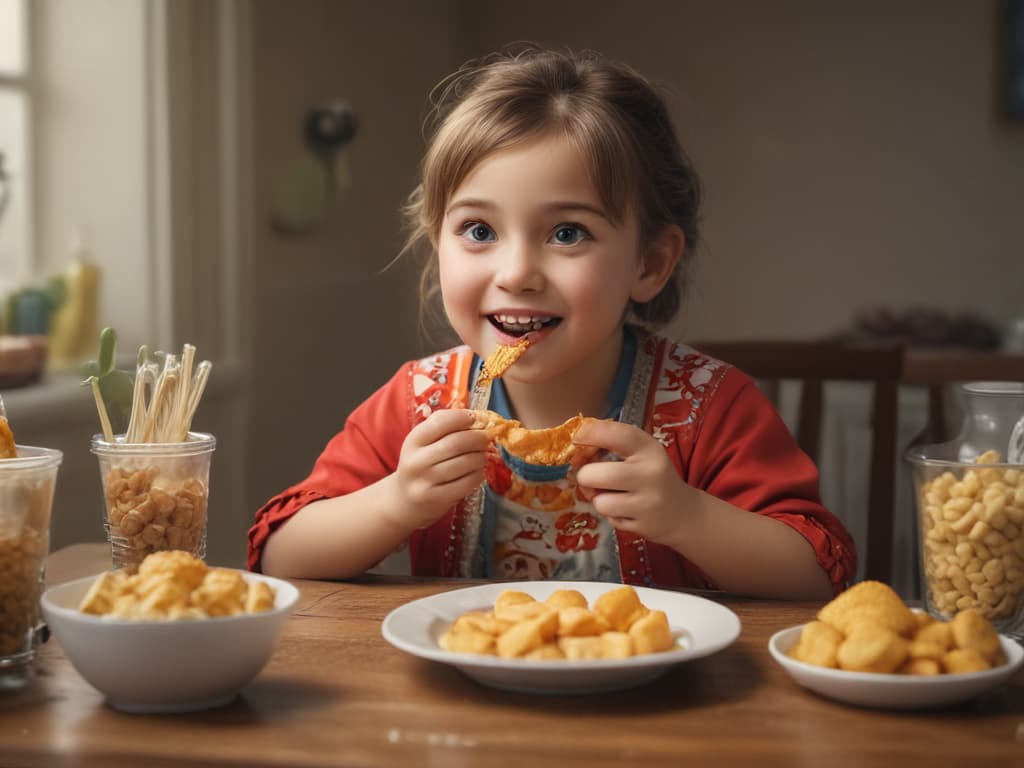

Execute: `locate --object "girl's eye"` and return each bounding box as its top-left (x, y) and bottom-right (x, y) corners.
top-left (461, 222), bottom-right (496, 242)
top-left (550, 224), bottom-right (589, 246)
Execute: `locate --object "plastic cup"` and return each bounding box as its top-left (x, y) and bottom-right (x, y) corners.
top-left (91, 432), bottom-right (216, 571)
top-left (0, 445), bottom-right (62, 688)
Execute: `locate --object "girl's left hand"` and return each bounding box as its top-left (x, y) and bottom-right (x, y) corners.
top-left (572, 420), bottom-right (696, 548)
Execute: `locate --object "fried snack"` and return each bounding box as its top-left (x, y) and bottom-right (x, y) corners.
top-left (472, 411), bottom-right (601, 466)
top-left (544, 588), bottom-right (589, 610)
top-left (525, 643), bottom-right (566, 660)
top-left (439, 586), bottom-right (678, 661)
top-left (817, 580), bottom-right (917, 637)
top-left (907, 620), bottom-right (952, 661)
top-left (789, 620), bottom-right (843, 668)
top-left (791, 580), bottom-right (1008, 676)
top-left (628, 609), bottom-right (674, 654)
top-left (898, 658), bottom-right (942, 676)
top-left (941, 648), bottom-right (991, 674)
top-left (496, 609), bottom-right (559, 658)
top-left (440, 628), bottom-right (496, 655)
top-left (949, 608), bottom-right (1001, 662)
top-left (0, 413), bottom-right (16, 458)
top-left (477, 337), bottom-right (530, 385)
top-left (557, 606), bottom-right (611, 637)
top-left (558, 635), bottom-right (604, 660)
top-left (599, 631), bottom-right (634, 659)
top-left (594, 585), bottom-right (649, 632)
top-left (836, 624), bottom-right (908, 673)
top-left (77, 550), bottom-right (276, 621)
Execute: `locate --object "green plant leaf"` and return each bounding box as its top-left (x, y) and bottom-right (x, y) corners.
top-left (80, 327), bottom-right (136, 435)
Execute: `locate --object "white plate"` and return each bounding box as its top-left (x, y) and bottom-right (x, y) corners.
top-left (769, 624), bottom-right (1024, 710)
top-left (381, 581), bottom-right (740, 694)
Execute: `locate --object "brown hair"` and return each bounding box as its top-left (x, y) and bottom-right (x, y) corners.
top-left (404, 43), bottom-right (702, 334)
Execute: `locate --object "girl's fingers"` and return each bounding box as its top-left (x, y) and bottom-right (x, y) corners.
top-left (573, 419), bottom-right (646, 456)
top-left (590, 489), bottom-right (643, 521)
top-left (409, 409), bottom-right (478, 447)
top-left (431, 451), bottom-right (487, 485)
top-left (575, 460), bottom-right (634, 492)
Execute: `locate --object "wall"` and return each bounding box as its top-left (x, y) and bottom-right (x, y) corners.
top-left (454, 0), bottom-right (1024, 343)
top-left (246, 0), bottom-right (462, 513)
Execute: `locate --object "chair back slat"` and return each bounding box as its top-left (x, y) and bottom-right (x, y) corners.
top-left (693, 340), bottom-right (904, 584)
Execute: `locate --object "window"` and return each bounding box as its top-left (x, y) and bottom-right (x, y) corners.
top-left (0, 0), bottom-right (30, 289)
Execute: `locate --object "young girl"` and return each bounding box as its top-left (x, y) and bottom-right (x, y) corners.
top-left (248, 45), bottom-right (855, 599)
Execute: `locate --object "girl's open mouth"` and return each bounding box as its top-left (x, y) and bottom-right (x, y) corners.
top-left (488, 314), bottom-right (562, 337)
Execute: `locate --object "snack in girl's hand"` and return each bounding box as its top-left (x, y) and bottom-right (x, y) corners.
top-left (789, 580), bottom-right (1008, 675)
top-left (472, 410), bottom-right (603, 467)
top-left (477, 337), bottom-right (531, 386)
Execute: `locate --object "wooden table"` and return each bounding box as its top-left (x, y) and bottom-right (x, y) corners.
top-left (2, 544), bottom-right (1022, 768)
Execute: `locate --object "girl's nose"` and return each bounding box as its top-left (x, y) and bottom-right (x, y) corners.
top-left (495, 241), bottom-right (544, 293)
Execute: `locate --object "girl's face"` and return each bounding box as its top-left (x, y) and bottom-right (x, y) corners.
top-left (437, 133), bottom-right (666, 392)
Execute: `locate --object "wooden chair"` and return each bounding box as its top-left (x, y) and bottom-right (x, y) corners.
top-left (690, 340), bottom-right (905, 584)
top-left (900, 348), bottom-right (1024, 445)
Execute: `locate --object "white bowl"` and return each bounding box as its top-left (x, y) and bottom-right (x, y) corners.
top-left (41, 570), bottom-right (299, 713)
top-left (769, 624), bottom-right (1024, 709)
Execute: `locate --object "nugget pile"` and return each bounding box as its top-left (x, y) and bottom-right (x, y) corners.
top-left (439, 585), bottom-right (676, 660)
top-left (789, 580), bottom-right (1007, 675)
top-left (78, 550), bottom-right (275, 621)
top-left (917, 450), bottom-right (1024, 621)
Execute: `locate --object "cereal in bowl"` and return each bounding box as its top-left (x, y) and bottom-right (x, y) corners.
top-left (439, 585), bottom-right (676, 660)
top-left (78, 551), bottom-right (275, 621)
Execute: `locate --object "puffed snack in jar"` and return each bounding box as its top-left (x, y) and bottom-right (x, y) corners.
top-left (916, 450), bottom-right (1024, 623)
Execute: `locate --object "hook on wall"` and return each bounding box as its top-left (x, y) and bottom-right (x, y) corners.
top-left (271, 100), bottom-right (359, 237)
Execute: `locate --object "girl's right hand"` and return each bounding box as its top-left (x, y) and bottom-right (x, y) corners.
top-left (389, 409), bottom-right (489, 530)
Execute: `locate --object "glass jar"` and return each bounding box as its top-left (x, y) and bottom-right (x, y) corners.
top-left (0, 445), bottom-right (62, 688)
top-left (955, 382), bottom-right (1024, 463)
top-left (91, 432), bottom-right (215, 570)
top-left (906, 441), bottom-right (1024, 639)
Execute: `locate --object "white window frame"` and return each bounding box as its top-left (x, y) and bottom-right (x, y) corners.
top-left (0, 0), bottom-right (34, 285)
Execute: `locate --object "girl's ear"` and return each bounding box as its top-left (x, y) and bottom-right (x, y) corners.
top-left (631, 224), bottom-right (684, 303)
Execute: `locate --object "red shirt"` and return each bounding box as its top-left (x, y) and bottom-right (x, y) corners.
top-left (247, 334), bottom-right (856, 593)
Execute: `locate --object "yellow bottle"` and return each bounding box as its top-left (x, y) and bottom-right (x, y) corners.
top-left (48, 228), bottom-right (101, 369)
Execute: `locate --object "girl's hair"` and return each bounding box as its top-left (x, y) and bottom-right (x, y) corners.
top-left (404, 43), bottom-right (702, 334)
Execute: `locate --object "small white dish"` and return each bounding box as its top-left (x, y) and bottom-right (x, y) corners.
top-left (769, 624), bottom-right (1024, 709)
top-left (381, 581), bottom-right (740, 694)
top-left (42, 570), bottom-right (299, 713)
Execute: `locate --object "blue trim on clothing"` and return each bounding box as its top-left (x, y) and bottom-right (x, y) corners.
top-left (477, 327), bottom-right (638, 578)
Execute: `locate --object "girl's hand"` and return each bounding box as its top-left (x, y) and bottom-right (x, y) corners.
top-left (390, 409), bottom-right (489, 530)
top-left (573, 420), bottom-right (696, 549)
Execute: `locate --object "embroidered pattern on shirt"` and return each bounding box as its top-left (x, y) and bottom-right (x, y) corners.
top-left (650, 341), bottom-right (727, 448)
